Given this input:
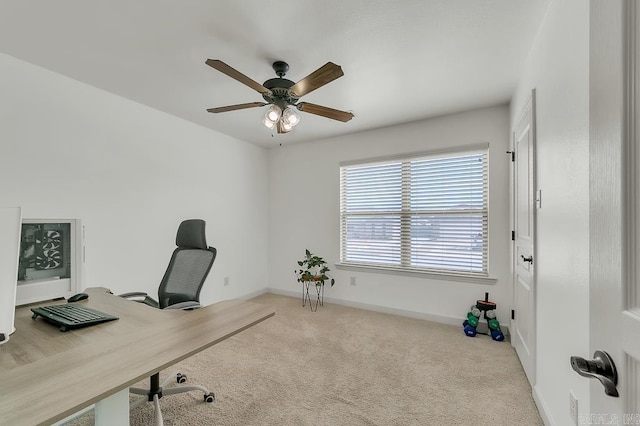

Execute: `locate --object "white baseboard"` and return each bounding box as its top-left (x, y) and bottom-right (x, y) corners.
top-left (264, 287), bottom-right (510, 336)
top-left (533, 384), bottom-right (554, 425)
top-left (237, 287), bottom-right (269, 301)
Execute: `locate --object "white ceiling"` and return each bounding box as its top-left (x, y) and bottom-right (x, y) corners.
top-left (0, 1), bottom-right (550, 148)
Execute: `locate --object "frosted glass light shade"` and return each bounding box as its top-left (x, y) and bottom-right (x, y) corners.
top-left (283, 107), bottom-right (300, 126)
top-left (265, 105), bottom-right (282, 123)
top-left (262, 116), bottom-right (275, 129)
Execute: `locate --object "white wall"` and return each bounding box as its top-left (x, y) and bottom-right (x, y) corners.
top-left (268, 105), bottom-right (512, 324)
top-left (0, 52), bottom-right (269, 305)
top-left (510, 0), bottom-right (590, 423)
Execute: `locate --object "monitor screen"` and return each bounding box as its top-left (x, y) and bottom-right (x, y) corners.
top-left (15, 219), bottom-right (83, 306)
top-left (18, 222), bottom-right (71, 283)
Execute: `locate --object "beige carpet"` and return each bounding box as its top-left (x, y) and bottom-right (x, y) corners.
top-left (71, 293), bottom-right (542, 425)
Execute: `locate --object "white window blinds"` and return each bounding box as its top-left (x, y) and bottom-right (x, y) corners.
top-left (340, 148), bottom-right (488, 277)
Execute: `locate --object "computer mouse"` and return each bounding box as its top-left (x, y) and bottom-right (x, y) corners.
top-left (67, 292), bottom-right (89, 303)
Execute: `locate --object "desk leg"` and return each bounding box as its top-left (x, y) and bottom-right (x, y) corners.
top-left (95, 388), bottom-right (130, 426)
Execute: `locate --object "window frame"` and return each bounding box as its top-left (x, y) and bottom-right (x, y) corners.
top-left (338, 144), bottom-right (495, 283)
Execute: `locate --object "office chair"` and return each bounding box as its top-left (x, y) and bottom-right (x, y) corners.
top-left (120, 219), bottom-right (217, 425)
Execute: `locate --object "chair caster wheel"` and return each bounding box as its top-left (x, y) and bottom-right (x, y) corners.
top-left (204, 393), bottom-right (215, 403)
top-left (177, 373), bottom-right (187, 384)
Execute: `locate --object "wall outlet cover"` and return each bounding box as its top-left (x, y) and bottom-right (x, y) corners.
top-left (569, 390), bottom-right (578, 425)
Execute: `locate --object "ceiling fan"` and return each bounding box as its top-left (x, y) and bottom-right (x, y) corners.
top-left (205, 59), bottom-right (354, 134)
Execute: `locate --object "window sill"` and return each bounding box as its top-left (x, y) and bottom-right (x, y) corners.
top-left (334, 263), bottom-right (497, 285)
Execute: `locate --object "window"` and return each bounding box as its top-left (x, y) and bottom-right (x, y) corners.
top-left (339, 147), bottom-right (488, 277)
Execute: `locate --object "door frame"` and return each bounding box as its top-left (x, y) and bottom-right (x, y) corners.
top-left (511, 89), bottom-right (537, 386)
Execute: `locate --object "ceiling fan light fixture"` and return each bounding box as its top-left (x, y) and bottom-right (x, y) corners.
top-left (265, 105), bottom-right (282, 123)
top-left (281, 120), bottom-right (293, 132)
top-left (282, 107), bottom-right (300, 127)
top-left (262, 116), bottom-right (276, 129)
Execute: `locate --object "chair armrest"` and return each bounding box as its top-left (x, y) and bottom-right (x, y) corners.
top-left (119, 292), bottom-right (149, 298)
top-left (163, 301), bottom-right (201, 311)
top-left (119, 292), bottom-right (159, 308)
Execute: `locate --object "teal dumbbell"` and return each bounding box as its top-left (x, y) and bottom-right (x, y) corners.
top-left (488, 318), bottom-right (501, 331)
top-left (467, 311), bottom-right (479, 327)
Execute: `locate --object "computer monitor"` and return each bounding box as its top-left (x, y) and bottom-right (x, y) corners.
top-left (0, 207), bottom-right (22, 345)
top-left (16, 219), bottom-right (83, 306)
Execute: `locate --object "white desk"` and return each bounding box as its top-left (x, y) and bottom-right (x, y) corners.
top-left (0, 287), bottom-right (275, 425)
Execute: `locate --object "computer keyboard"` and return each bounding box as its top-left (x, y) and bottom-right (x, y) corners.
top-left (31, 304), bottom-right (119, 332)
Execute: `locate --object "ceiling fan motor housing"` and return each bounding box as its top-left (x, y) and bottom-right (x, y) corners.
top-left (262, 62), bottom-right (298, 109)
top-left (272, 60), bottom-right (289, 77)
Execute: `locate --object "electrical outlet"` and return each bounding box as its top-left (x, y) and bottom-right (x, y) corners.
top-left (350, 276), bottom-right (356, 286)
top-left (223, 276), bottom-right (229, 286)
top-left (569, 390), bottom-right (578, 425)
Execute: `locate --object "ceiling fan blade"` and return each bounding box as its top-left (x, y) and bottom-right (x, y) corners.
top-left (289, 62), bottom-right (344, 98)
top-left (297, 102), bottom-right (354, 122)
top-left (205, 59), bottom-right (272, 95)
top-left (206, 102), bottom-right (267, 113)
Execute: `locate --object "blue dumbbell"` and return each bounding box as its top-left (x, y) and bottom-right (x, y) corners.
top-left (462, 320), bottom-right (477, 337)
top-left (491, 329), bottom-right (505, 341)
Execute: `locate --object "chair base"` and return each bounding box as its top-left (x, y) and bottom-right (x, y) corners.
top-left (130, 372), bottom-right (214, 426)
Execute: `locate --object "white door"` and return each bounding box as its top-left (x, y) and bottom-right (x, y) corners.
top-left (589, 0), bottom-right (640, 418)
top-left (512, 90), bottom-right (536, 385)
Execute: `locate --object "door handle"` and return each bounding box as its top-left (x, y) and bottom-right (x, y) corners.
top-left (570, 350), bottom-right (619, 397)
top-left (520, 255), bottom-right (533, 263)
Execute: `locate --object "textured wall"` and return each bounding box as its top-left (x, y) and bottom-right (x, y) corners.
top-left (0, 52), bottom-right (269, 305)
top-left (268, 105), bottom-right (511, 323)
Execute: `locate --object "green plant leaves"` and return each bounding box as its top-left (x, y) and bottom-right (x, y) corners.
top-left (295, 249), bottom-right (335, 287)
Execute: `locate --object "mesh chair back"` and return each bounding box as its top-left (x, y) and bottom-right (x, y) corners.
top-left (157, 219), bottom-right (217, 309)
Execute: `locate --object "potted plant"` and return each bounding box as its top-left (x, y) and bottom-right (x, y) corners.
top-left (295, 249), bottom-right (335, 287)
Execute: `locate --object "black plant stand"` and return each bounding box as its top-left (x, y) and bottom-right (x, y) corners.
top-left (301, 280), bottom-right (324, 312)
